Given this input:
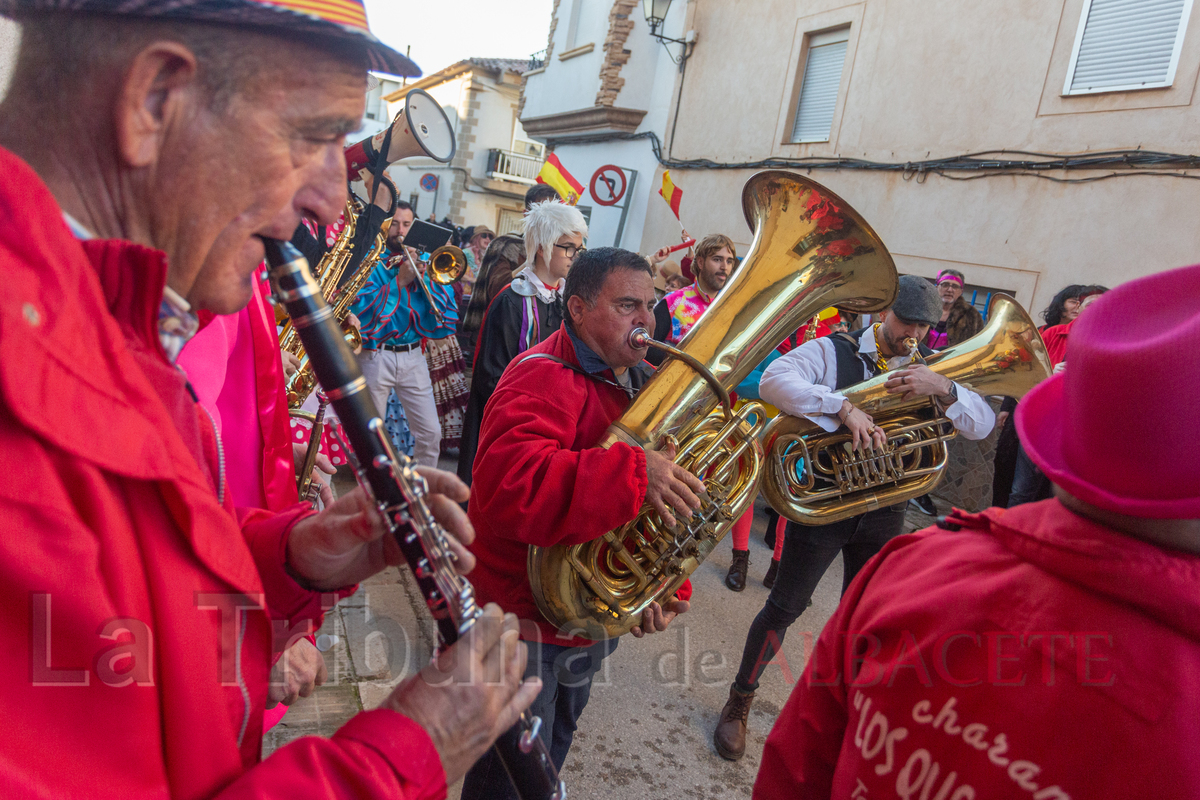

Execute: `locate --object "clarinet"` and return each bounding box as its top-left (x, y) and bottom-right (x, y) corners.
top-left (263, 238), bottom-right (564, 800)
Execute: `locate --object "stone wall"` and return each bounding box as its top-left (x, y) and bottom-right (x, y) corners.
top-left (447, 79), bottom-right (481, 224)
top-left (595, 0), bottom-right (638, 107)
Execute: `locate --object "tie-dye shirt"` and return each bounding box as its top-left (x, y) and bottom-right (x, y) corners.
top-left (663, 283), bottom-right (714, 344)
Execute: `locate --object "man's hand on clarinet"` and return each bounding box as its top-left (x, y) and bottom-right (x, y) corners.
top-left (285, 466), bottom-right (475, 590)
top-left (384, 605), bottom-right (541, 787)
top-left (643, 443), bottom-right (704, 529)
top-left (838, 400), bottom-right (887, 451)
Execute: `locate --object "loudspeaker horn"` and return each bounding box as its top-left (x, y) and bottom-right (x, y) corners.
top-left (344, 88), bottom-right (456, 172)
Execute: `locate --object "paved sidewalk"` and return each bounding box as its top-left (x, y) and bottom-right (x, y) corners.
top-left (265, 463), bottom-right (942, 799)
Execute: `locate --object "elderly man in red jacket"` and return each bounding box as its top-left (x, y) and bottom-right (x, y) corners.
top-left (461, 246), bottom-right (705, 799)
top-left (753, 264), bottom-right (1200, 799)
top-left (0, 2), bottom-right (539, 798)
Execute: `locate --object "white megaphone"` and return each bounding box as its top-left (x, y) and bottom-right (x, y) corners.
top-left (344, 88), bottom-right (456, 172)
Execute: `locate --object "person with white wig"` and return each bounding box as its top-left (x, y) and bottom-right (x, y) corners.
top-left (458, 200), bottom-right (588, 484)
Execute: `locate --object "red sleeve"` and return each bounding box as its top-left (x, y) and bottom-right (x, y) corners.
top-left (216, 709), bottom-right (445, 800)
top-left (470, 381), bottom-right (648, 548)
top-left (239, 504), bottom-right (356, 627)
top-left (675, 579), bottom-right (692, 603)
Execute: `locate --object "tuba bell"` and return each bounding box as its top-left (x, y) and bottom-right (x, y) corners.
top-left (760, 294), bottom-right (1053, 525)
top-left (527, 170), bottom-right (899, 640)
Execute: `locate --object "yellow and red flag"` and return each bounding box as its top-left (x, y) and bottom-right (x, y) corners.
top-left (659, 169), bottom-right (683, 219)
top-left (536, 153), bottom-right (585, 205)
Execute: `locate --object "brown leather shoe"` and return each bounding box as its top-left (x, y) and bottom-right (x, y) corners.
top-left (724, 549), bottom-right (750, 592)
top-left (762, 558), bottom-right (780, 589)
top-left (713, 684), bottom-right (755, 760)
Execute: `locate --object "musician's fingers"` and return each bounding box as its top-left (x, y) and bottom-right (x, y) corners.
top-left (673, 464), bottom-right (706, 496)
top-left (429, 496), bottom-right (476, 575)
top-left (493, 676), bottom-right (542, 740)
top-left (426, 490), bottom-right (475, 547)
top-left (664, 486), bottom-right (697, 519)
top-left (465, 604), bottom-right (509, 662)
top-left (850, 425), bottom-right (865, 451)
top-left (318, 481), bottom-right (334, 509)
top-left (872, 428), bottom-right (888, 451)
top-left (649, 496), bottom-right (678, 530)
top-left (417, 466), bottom-right (470, 504)
top-left (315, 453), bottom-right (336, 474)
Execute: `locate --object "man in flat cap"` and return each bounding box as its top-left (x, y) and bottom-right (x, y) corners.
top-left (0, 2), bottom-right (537, 798)
top-left (711, 274), bottom-right (995, 761)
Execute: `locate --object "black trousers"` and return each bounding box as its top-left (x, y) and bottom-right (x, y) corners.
top-left (733, 504), bottom-right (907, 692)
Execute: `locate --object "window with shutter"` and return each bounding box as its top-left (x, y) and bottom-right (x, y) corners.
top-left (1064, 0), bottom-right (1195, 94)
top-left (790, 27), bottom-right (851, 143)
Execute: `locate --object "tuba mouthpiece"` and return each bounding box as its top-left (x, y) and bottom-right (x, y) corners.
top-left (629, 328), bottom-right (651, 348)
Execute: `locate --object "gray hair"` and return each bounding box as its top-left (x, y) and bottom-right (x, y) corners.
top-left (521, 200), bottom-right (588, 272)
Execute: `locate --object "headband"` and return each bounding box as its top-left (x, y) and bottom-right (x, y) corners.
top-left (936, 271), bottom-right (964, 287)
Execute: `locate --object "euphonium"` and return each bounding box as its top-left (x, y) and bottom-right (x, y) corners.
top-left (527, 170), bottom-right (899, 640)
top-left (761, 294), bottom-right (1053, 525)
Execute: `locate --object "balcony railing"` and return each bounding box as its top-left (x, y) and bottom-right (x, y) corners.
top-left (487, 149), bottom-right (543, 185)
top-left (529, 49), bottom-right (547, 71)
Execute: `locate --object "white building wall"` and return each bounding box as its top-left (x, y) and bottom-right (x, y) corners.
top-left (522, 0), bottom-right (1200, 317)
top-left (520, 0), bottom-right (692, 252)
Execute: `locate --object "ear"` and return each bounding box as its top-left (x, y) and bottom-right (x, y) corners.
top-left (566, 294), bottom-right (586, 326)
top-left (114, 41), bottom-right (200, 169)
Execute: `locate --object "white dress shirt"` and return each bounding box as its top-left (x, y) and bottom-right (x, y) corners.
top-left (759, 332), bottom-right (996, 440)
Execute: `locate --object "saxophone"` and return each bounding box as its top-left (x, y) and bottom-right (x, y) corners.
top-left (527, 171), bottom-right (900, 640)
top-left (279, 194), bottom-right (392, 409)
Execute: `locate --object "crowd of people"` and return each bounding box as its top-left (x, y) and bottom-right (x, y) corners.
top-left (0, 2), bottom-right (1196, 799)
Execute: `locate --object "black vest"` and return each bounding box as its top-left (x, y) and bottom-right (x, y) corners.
top-left (827, 328), bottom-right (934, 389)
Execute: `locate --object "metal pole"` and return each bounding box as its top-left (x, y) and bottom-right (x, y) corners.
top-left (613, 169), bottom-right (638, 248)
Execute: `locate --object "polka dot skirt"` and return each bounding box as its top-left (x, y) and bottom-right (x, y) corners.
top-left (290, 417), bottom-right (349, 467)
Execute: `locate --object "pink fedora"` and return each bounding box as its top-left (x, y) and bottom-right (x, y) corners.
top-left (1017, 263), bottom-right (1200, 519)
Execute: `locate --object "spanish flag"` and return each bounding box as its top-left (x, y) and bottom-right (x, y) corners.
top-left (659, 170), bottom-right (683, 219)
top-left (536, 153), bottom-right (585, 205)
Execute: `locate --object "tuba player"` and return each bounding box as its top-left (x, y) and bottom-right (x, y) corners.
top-left (713, 275), bottom-right (995, 760)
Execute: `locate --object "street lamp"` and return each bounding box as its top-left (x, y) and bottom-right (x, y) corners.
top-left (643, 0), bottom-right (672, 37)
top-left (642, 0), bottom-right (695, 65)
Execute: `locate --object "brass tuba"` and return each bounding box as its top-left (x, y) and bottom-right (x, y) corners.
top-left (761, 294), bottom-right (1052, 525)
top-left (527, 170), bottom-right (899, 639)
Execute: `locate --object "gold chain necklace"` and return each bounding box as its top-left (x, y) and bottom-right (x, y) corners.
top-left (871, 324), bottom-right (891, 373)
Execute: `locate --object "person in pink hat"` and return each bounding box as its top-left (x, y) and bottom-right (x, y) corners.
top-left (753, 263), bottom-right (1200, 799)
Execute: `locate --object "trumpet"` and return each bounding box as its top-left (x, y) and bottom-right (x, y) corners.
top-left (388, 244), bottom-right (467, 327)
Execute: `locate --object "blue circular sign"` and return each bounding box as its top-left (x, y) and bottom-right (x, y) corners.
top-left (420, 173), bottom-right (439, 192)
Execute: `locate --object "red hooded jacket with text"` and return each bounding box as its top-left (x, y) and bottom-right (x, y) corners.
top-left (754, 499), bottom-right (1200, 800)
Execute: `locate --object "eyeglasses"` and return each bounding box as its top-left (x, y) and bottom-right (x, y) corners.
top-left (554, 243), bottom-right (587, 259)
